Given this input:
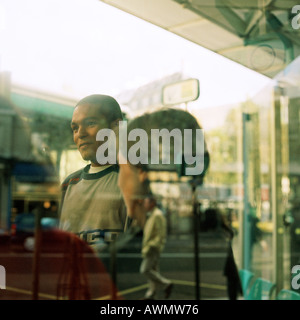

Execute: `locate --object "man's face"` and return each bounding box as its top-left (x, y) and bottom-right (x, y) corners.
top-left (71, 103), bottom-right (109, 166)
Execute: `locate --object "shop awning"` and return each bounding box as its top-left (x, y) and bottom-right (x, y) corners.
top-left (100, 0), bottom-right (300, 78)
top-left (13, 162), bottom-right (58, 183)
top-left (10, 85), bottom-right (76, 120)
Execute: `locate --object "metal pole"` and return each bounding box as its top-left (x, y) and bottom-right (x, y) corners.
top-left (271, 86), bottom-right (285, 293)
top-left (191, 182), bottom-right (200, 300)
top-left (0, 167), bottom-right (12, 232)
top-left (242, 113), bottom-right (251, 270)
top-left (0, 72), bottom-right (12, 232)
top-left (32, 206), bottom-right (42, 300)
top-left (110, 240), bottom-right (117, 300)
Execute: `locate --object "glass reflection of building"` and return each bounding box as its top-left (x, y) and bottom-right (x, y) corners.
top-left (1, 57), bottom-right (300, 300)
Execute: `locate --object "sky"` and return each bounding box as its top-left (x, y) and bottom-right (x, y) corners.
top-left (0, 0), bottom-right (271, 110)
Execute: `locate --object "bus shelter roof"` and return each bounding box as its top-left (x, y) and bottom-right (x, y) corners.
top-left (100, 0), bottom-right (300, 78)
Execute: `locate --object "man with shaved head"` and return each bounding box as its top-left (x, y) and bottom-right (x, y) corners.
top-left (59, 94), bottom-right (127, 247)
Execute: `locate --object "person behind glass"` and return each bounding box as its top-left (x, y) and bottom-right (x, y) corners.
top-left (202, 207), bottom-right (242, 300)
top-left (59, 94), bottom-right (127, 247)
top-left (117, 108), bottom-right (208, 300)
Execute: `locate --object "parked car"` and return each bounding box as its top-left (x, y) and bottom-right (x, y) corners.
top-left (10, 212), bottom-right (59, 252)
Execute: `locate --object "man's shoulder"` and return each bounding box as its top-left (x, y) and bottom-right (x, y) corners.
top-left (61, 166), bottom-right (87, 190)
top-left (151, 207), bottom-right (165, 221)
top-left (153, 207), bottom-right (164, 215)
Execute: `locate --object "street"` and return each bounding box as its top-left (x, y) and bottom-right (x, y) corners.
top-left (0, 230), bottom-right (231, 300)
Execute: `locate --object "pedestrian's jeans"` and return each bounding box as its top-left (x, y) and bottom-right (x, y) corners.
top-left (140, 247), bottom-right (171, 299)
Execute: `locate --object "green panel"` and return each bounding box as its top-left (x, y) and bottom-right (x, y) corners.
top-left (245, 278), bottom-right (276, 300)
top-left (239, 269), bottom-right (254, 297)
top-left (10, 92), bottom-right (74, 119)
top-left (277, 289), bottom-right (300, 300)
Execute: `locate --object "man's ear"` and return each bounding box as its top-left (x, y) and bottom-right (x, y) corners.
top-left (110, 118), bottom-right (121, 132)
top-left (137, 168), bottom-right (148, 183)
top-left (111, 119), bottom-right (122, 153)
